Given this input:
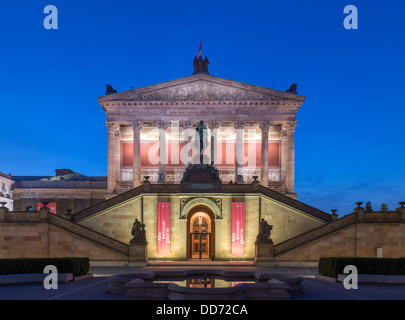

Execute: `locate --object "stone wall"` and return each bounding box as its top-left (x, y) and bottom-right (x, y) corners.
top-left (261, 197), bottom-right (325, 244)
top-left (0, 222), bottom-right (127, 261)
top-left (274, 207), bottom-right (405, 261)
top-left (0, 223), bottom-right (48, 258)
top-left (75, 193), bottom-right (330, 260)
top-left (79, 197), bottom-right (142, 244)
top-left (2, 201), bottom-right (404, 264)
top-left (0, 208), bottom-right (128, 261)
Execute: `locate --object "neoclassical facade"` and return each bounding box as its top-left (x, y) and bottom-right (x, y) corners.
top-left (2, 59), bottom-right (405, 265)
top-left (100, 73), bottom-right (304, 199)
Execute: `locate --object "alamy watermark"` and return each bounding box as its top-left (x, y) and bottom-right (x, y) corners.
top-left (343, 265), bottom-right (358, 290)
top-left (139, 124), bottom-right (259, 174)
top-left (43, 5), bottom-right (358, 31)
top-left (43, 5), bottom-right (58, 30)
top-left (43, 265), bottom-right (58, 290)
top-left (344, 5), bottom-right (358, 30)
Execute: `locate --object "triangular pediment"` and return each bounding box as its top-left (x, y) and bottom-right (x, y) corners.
top-left (98, 74), bottom-right (305, 103)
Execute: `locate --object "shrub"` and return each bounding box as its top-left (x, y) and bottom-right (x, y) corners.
top-left (318, 257), bottom-right (405, 278)
top-left (0, 257), bottom-right (90, 277)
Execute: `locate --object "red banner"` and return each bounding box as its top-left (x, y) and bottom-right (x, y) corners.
top-left (37, 202), bottom-right (57, 214)
top-left (231, 202), bottom-right (245, 256)
top-left (157, 202), bottom-right (171, 255)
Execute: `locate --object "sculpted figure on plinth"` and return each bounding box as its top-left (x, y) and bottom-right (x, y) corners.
top-left (181, 163), bottom-right (195, 182)
top-left (205, 161), bottom-right (220, 181)
top-left (129, 218), bottom-right (148, 264)
top-left (256, 218), bottom-right (273, 243)
top-left (193, 56), bottom-right (210, 74)
top-left (254, 218), bottom-right (274, 265)
top-left (130, 218), bottom-right (146, 244)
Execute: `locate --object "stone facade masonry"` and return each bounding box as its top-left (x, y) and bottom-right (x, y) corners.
top-left (0, 223), bottom-right (126, 260)
top-left (75, 193), bottom-right (328, 260)
top-left (1, 200), bottom-right (404, 264)
top-left (275, 224), bottom-right (405, 261)
top-left (0, 208), bottom-right (128, 261)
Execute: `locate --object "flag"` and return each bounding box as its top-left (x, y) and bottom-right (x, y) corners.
top-left (197, 41), bottom-right (202, 60)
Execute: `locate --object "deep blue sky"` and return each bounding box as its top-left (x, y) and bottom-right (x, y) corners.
top-left (1, 0), bottom-right (404, 215)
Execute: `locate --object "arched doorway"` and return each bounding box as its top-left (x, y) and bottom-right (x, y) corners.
top-left (186, 205), bottom-right (215, 260)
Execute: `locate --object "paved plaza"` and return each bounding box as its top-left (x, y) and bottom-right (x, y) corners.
top-left (0, 266), bottom-right (404, 300)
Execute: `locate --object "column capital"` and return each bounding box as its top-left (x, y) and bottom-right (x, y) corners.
top-left (131, 121), bottom-right (143, 133)
top-left (282, 121), bottom-right (297, 132)
top-left (208, 121), bottom-right (220, 130)
top-left (105, 121), bottom-right (119, 132)
top-left (180, 121), bottom-right (194, 130)
top-left (234, 121), bottom-right (245, 130)
top-left (157, 121), bottom-right (170, 130)
top-left (259, 121), bottom-right (270, 131)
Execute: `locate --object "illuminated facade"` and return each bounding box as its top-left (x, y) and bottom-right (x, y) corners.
top-left (5, 60), bottom-right (403, 265)
top-left (67, 68), bottom-right (335, 262)
top-left (100, 73), bottom-right (303, 199)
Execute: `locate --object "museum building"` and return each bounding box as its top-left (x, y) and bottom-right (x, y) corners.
top-left (2, 56), bottom-right (404, 265)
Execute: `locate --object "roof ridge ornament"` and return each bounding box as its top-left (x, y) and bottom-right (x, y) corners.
top-left (193, 56), bottom-right (209, 75)
top-left (286, 83), bottom-right (298, 94)
top-left (193, 42), bottom-right (209, 74)
top-left (106, 84), bottom-right (117, 95)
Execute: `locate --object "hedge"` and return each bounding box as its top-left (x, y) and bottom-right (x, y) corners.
top-left (0, 257), bottom-right (90, 277)
top-left (319, 257), bottom-right (405, 278)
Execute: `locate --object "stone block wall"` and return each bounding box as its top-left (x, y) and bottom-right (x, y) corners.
top-left (0, 222), bottom-right (126, 261)
top-left (275, 223), bottom-right (405, 261)
top-left (261, 197), bottom-right (325, 244)
top-left (79, 197), bottom-right (142, 244)
top-left (75, 193), bottom-right (331, 261)
top-left (0, 223), bottom-right (48, 258)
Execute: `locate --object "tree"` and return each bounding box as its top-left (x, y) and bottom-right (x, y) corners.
top-left (380, 203), bottom-right (389, 212)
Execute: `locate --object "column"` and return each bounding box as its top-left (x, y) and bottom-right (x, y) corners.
top-left (208, 121), bottom-right (219, 166)
top-left (106, 121), bottom-right (118, 194)
top-left (181, 121), bottom-right (193, 167)
top-left (280, 124), bottom-right (288, 192)
top-left (158, 121), bottom-right (169, 183)
top-left (259, 121), bottom-right (269, 187)
top-left (114, 124), bottom-right (121, 189)
top-left (285, 121), bottom-right (297, 197)
top-left (234, 121), bottom-right (245, 183)
top-left (131, 121), bottom-right (143, 188)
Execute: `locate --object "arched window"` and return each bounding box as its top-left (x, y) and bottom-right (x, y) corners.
top-left (192, 217), bottom-right (208, 233)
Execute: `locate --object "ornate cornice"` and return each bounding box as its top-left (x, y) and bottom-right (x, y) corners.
top-left (104, 104), bottom-right (299, 124)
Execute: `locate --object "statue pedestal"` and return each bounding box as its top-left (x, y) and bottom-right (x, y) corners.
top-left (254, 240), bottom-right (274, 265)
top-left (129, 240), bottom-right (148, 265)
